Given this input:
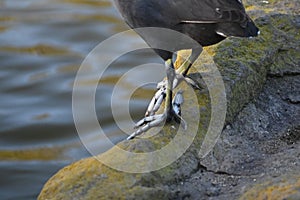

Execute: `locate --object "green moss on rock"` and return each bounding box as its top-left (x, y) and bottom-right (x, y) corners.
top-left (240, 173), bottom-right (300, 200)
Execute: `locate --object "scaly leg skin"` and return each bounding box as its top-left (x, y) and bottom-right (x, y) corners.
top-left (127, 91), bottom-right (186, 140)
top-left (145, 48), bottom-right (202, 118)
top-left (127, 59), bottom-right (186, 140)
top-left (145, 71), bottom-right (198, 117)
top-left (176, 48), bottom-right (202, 76)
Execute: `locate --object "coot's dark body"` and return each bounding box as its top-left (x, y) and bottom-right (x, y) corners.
top-left (114, 0), bottom-right (259, 59)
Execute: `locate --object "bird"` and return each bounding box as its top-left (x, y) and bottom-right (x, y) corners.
top-left (113, 0), bottom-right (259, 140)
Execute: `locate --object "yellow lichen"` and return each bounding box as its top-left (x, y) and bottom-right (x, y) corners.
top-left (240, 176), bottom-right (300, 200)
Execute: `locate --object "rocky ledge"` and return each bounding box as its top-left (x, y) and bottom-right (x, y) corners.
top-left (38, 10), bottom-right (300, 200)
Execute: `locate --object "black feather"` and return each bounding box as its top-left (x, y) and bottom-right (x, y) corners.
top-left (114, 0), bottom-right (259, 60)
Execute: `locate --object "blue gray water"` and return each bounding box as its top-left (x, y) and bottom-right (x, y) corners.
top-left (0, 0), bottom-right (163, 199)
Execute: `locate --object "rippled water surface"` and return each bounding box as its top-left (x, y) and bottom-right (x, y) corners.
top-left (0, 0), bottom-right (163, 199)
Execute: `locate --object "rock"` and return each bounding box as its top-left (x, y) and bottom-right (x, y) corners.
top-left (38, 13), bottom-right (300, 200)
top-left (244, 0), bottom-right (300, 18)
top-left (190, 75), bottom-right (300, 199)
top-left (240, 173), bottom-right (300, 200)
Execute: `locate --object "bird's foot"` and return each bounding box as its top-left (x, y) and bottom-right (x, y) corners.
top-left (145, 72), bottom-right (200, 117)
top-left (127, 91), bottom-right (186, 140)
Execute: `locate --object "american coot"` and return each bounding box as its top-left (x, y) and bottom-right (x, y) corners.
top-left (114, 0), bottom-right (259, 139)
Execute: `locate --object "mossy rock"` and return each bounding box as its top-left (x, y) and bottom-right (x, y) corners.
top-left (240, 173), bottom-right (300, 200)
top-left (244, 0), bottom-right (300, 17)
top-left (39, 14), bottom-right (300, 200)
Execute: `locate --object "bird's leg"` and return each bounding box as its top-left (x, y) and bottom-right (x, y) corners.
top-left (165, 59), bottom-right (176, 121)
top-left (145, 48), bottom-right (202, 117)
top-left (127, 59), bottom-right (186, 140)
top-left (176, 47), bottom-right (202, 80)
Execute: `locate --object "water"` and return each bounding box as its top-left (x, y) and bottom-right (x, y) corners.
top-left (0, 0), bottom-right (163, 199)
